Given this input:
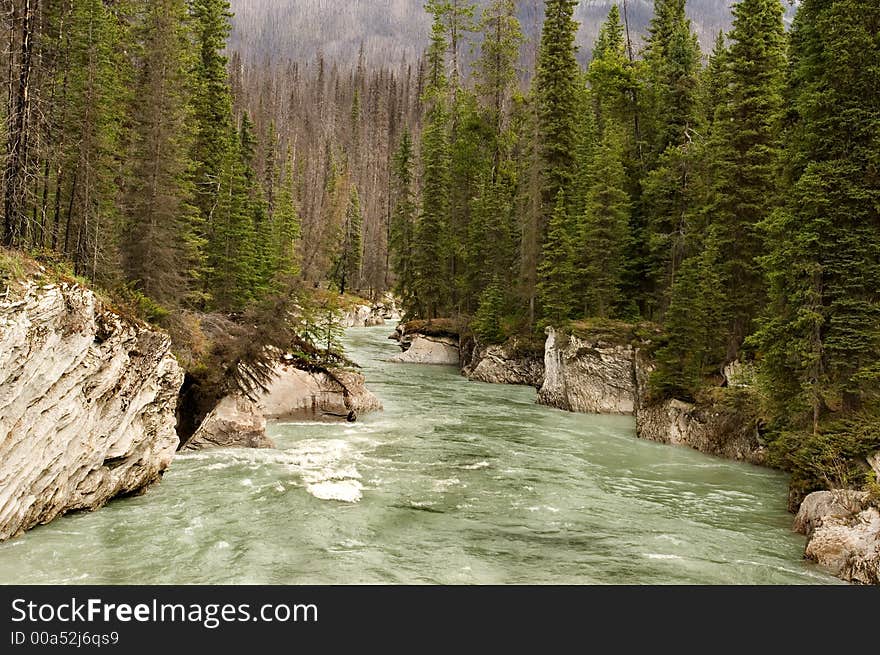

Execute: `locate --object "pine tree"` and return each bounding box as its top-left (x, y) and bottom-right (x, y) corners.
top-left (122, 0), bottom-right (201, 308)
top-left (537, 190), bottom-right (576, 326)
top-left (756, 0), bottom-right (880, 430)
top-left (579, 126), bottom-right (632, 318)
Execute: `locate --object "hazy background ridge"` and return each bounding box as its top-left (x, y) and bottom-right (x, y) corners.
top-left (229, 0), bottom-right (798, 68)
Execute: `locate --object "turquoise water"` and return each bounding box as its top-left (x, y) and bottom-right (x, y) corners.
top-left (0, 326), bottom-right (836, 584)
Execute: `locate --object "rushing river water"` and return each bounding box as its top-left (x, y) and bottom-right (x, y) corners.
top-left (0, 326), bottom-right (836, 585)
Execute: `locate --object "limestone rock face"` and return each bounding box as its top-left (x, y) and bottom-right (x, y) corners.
top-left (0, 283), bottom-right (184, 541)
top-left (182, 395), bottom-right (273, 451)
top-left (390, 335), bottom-right (460, 366)
top-left (340, 304), bottom-right (385, 328)
top-left (537, 327), bottom-right (651, 415)
top-left (795, 491), bottom-right (880, 585)
top-left (257, 363), bottom-right (383, 421)
top-left (869, 452), bottom-right (880, 480)
top-left (462, 338), bottom-right (545, 388)
top-left (636, 398), bottom-right (765, 465)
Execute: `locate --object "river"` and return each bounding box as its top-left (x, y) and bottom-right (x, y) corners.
top-left (0, 326), bottom-right (836, 584)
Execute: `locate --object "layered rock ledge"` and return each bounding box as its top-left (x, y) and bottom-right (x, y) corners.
top-left (461, 336), bottom-right (545, 388)
top-left (390, 320), bottom-right (461, 366)
top-left (537, 324), bottom-right (653, 415)
top-left (258, 361), bottom-right (383, 422)
top-left (0, 283), bottom-right (184, 541)
top-left (636, 396), bottom-right (765, 465)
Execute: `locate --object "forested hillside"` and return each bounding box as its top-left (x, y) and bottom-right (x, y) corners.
top-left (229, 0), bottom-right (798, 67)
top-left (0, 0), bottom-right (876, 505)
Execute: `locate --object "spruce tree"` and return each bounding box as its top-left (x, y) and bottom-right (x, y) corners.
top-left (390, 130), bottom-right (418, 317)
top-left (642, 0), bottom-right (701, 159)
top-left (273, 148), bottom-right (301, 278)
top-left (579, 126), bottom-right (632, 319)
top-left (331, 185), bottom-right (364, 295)
top-left (413, 11), bottom-right (454, 318)
top-left (535, 0), bottom-right (579, 223)
top-left (415, 101), bottom-right (452, 318)
top-left (474, 0), bottom-right (523, 171)
top-left (652, 229), bottom-right (726, 399)
top-left (53, 0), bottom-right (127, 281)
top-left (473, 281), bottom-right (507, 344)
top-left (588, 5), bottom-right (631, 137)
top-left (756, 0), bottom-right (880, 430)
top-left (537, 190), bottom-right (576, 327)
top-left (189, 0), bottom-right (240, 303)
top-left (122, 0), bottom-right (201, 308)
top-left (709, 0), bottom-right (786, 360)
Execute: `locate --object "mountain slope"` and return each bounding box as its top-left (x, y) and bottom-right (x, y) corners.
top-left (228, 0), bottom-right (797, 68)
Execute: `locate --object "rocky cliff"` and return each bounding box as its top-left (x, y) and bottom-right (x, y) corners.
top-left (636, 396), bottom-right (766, 465)
top-left (0, 282), bottom-right (184, 541)
top-left (537, 325), bottom-right (653, 415)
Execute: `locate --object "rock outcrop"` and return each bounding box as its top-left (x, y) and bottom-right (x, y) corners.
top-left (182, 395), bottom-right (273, 451)
top-left (869, 452), bottom-right (880, 480)
top-left (391, 334), bottom-right (460, 365)
top-left (794, 490), bottom-right (880, 585)
top-left (537, 326), bottom-right (652, 415)
top-left (461, 337), bottom-right (545, 387)
top-left (340, 304), bottom-right (386, 328)
top-left (390, 320), bottom-right (461, 366)
top-left (257, 361), bottom-right (383, 421)
top-left (636, 396), bottom-right (766, 465)
top-left (0, 283), bottom-right (184, 541)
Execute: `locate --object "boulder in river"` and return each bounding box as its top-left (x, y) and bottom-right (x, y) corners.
top-left (0, 282), bottom-right (184, 541)
top-left (182, 394), bottom-right (274, 451)
top-left (795, 490), bottom-right (880, 585)
top-left (390, 319), bottom-right (461, 366)
top-left (257, 361), bottom-right (382, 421)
